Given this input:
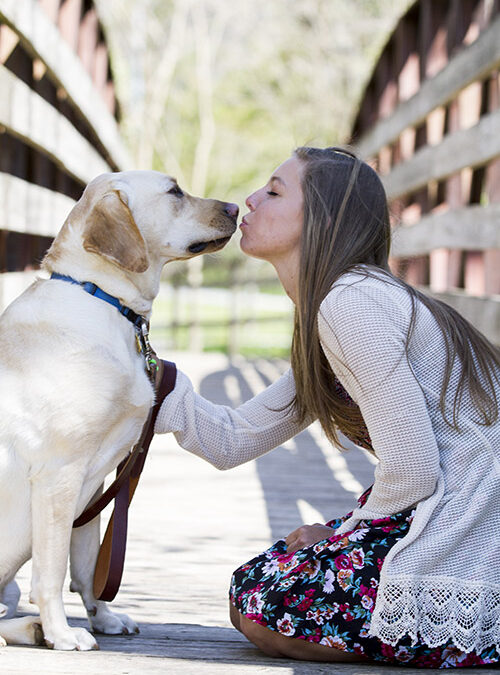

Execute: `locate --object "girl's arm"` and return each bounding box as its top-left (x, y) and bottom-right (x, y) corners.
top-left (155, 367), bottom-right (312, 469)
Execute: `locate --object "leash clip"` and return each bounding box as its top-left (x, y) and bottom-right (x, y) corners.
top-left (136, 320), bottom-right (151, 368)
top-left (136, 320), bottom-right (159, 379)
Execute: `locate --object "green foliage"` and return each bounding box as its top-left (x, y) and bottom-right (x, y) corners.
top-left (97, 0), bottom-right (412, 202)
top-left (96, 0), bottom-right (413, 354)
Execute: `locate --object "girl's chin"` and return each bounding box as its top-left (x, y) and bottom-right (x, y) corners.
top-left (239, 233), bottom-right (272, 262)
top-left (239, 238), bottom-right (264, 261)
top-left (239, 236), bottom-right (251, 254)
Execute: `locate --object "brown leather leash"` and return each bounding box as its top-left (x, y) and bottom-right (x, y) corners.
top-left (73, 357), bottom-right (177, 602)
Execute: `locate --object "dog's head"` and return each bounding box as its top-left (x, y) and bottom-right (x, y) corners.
top-left (44, 171), bottom-right (238, 275)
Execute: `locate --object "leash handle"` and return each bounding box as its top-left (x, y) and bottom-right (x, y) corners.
top-left (72, 359), bottom-right (177, 602)
top-left (93, 478), bottom-right (131, 601)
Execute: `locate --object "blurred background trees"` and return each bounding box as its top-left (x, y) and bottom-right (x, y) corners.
top-left (98, 0), bottom-right (412, 199)
top-left (96, 0), bottom-right (413, 354)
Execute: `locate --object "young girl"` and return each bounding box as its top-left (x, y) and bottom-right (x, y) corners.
top-left (155, 147), bottom-right (500, 667)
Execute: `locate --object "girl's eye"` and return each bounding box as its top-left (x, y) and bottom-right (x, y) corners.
top-left (267, 191), bottom-right (278, 196)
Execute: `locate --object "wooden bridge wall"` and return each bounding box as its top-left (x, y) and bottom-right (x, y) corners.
top-left (0, 0), bottom-right (130, 307)
top-left (352, 0), bottom-right (500, 344)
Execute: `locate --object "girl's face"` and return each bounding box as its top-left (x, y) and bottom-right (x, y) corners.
top-left (240, 156), bottom-right (304, 265)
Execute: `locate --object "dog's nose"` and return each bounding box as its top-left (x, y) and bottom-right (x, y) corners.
top-left (224, 202), bottom-right (239, 219)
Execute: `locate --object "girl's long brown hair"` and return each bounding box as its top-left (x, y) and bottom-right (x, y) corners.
top-left (290, 146), bottom-right (499, 448)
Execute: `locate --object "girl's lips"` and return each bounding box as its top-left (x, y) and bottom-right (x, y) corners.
top-left (240, 217), bottom-right (249, 228)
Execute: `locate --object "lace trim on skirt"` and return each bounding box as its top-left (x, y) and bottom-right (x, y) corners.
top-left (369, 576), bottom-right (500, 655)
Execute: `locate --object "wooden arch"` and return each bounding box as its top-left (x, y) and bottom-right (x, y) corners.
top-left (352, 0), bottom-right (500, 344)
top-left (0, 0), bottom-right (131, 294)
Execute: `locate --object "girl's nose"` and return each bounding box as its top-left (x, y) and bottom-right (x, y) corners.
top-left (245, 192), bottom-right (256, 211)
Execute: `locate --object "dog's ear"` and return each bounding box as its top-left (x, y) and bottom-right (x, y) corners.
top-left (83, 190), bottom-right (149, 273)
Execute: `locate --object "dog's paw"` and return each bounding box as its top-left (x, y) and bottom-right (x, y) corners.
top-left (91, 608), bottom-right (139, 635)
top-left (44, 626), bottom-right (98, 651)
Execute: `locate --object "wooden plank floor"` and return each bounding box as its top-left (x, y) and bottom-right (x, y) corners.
top-left (2, 352), bottom-right (497, 673)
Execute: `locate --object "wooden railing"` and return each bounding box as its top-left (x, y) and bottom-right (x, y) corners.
top-left (150, 271), bottom-right (294, 358)
top-left (0, 0), bottom-right (130, 308)
top-left (352, 0), bottom-right (500, 344)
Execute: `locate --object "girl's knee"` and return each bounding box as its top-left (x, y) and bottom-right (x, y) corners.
top-left (239, 615), bottom-right (284, 658)
top-left (238, 614), bottom-right (364, 662)
top-left (229, 601), bottom-right (241, 632)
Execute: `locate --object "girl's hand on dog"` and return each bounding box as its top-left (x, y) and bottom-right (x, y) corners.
top-left (285, 524), bottom-right (335, 554)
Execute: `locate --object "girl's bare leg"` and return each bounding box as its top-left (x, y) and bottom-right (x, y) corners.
top-left (229, 602), bottom-right (242, 632)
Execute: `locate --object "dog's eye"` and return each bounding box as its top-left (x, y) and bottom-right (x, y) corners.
top-left (168, 185), bottom-right (184, 197)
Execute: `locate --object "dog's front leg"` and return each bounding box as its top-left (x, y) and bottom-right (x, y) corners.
top-left (30, 469), bottom-right (98, 651)
top-left (69, 492), bottom-right (139, 636)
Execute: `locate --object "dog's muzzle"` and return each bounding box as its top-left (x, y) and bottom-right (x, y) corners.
top-left (188, 236), bottom-right (232, 254)
top-left (188, 202), bottom-right (238, 254)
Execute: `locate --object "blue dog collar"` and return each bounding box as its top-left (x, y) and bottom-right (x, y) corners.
top-left (50, 272), bottom-right (146, 329)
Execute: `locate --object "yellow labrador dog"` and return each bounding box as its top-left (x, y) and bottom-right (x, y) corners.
top-left (0, 171), bottom-right (237, 650)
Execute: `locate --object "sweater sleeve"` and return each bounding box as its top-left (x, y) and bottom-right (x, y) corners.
top-left (154, 367), bottom-right (312, 470)
top-left (318, 279), bottom-right (440, 518)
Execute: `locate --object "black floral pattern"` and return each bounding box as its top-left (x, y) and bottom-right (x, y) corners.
top-left (230, 488), bottom-right (499, 668)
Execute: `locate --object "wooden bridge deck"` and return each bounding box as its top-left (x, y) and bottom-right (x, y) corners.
top-left (2, 352), bottom-right (497, 674)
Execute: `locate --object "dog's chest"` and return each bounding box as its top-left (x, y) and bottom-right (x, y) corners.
top-left (76, 363), bottom-right (153, 511)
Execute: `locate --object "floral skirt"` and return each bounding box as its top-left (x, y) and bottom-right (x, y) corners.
top-left (229, 488), bottom-right (499, 668)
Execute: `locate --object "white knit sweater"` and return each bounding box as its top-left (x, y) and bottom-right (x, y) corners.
top-left (155, 269), bottom-right (500, 654)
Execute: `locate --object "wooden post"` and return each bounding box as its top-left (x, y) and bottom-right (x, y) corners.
top-left (92, 42), bottom-right (108, 95)
top-left (77, 7), bottom-right (98, 74)
top-left (376, 48), bottom-right (397, 120)
top-left (170, 272), bottom-right (181, 351)
top-left (483, 69), bottom-right (500, 294)
top-left (188, 257), bottom-right (203, 353)
top-left (39, 0), bottom-right (61, 23)
top-left (427, 4), bottom-right (457, 293)
top-left (228, 262), bottom-right (239, 358)
top-left (463, 75), bottom-right (488, 294)
top-left (0, 230), bottom-right (4, 311)
top-left (58, 0), bottom-right (83, 51)
top-left (0, 24), bottom-right (19, 64)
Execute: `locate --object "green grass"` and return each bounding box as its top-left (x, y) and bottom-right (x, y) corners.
top-left (150, 288), bottom-right (293, 357)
